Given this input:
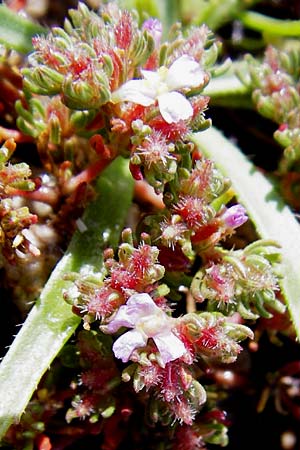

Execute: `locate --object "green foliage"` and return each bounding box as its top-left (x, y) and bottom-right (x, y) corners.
top-left (0, 4), bottom-right (46, 53)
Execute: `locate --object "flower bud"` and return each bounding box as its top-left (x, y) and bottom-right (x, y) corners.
top-left (220, 204), bottom-right (248, 229)
top-left (142, 18), bottom-right (162, 48)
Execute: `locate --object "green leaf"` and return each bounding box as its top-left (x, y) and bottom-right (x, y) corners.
top-left (178, 0), bottom-right (259, 30)
top-left (179, 0), bottom-right (238, 30)
top-left (193, 127), bottom-right (300, 340)
top-left (0, 4), bottom-right (46, 54)
top-left (238, 11), bottom-right (300, 37)
top-left (203, 67), bottom-right (252, 109)
top-left (0, 157), bottom-right (134, 440)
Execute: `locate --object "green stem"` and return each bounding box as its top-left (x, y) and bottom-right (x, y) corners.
top-left (0, 157), bottom-right (134, 440)
top-left (238, 11), bottom-right (300, 37)
top-left (194, 127), bottom-right (300, 340)
top-left (0, 5), bottom-right (46, 54)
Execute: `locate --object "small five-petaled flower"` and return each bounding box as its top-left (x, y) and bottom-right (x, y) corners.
top-left (103, 293), bottom-right (186, 367)
top-left (111, 55), bottom-right (205, 124)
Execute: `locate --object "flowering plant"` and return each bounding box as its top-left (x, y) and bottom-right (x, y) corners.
top-left (0, 1), bottom-right (300, 449)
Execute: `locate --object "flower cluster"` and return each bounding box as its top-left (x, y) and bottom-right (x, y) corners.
top-left (140, 155), bottom-right (247, 263)
top-left (51, 4), bottom-right (284, 431)
top-left (190, 239), bottom-right (284, 319)
top-left (64, 229), bottom-right (167, 326)
top-left (0, 138), bottom-right (39, 263)
top-left (65, 228), bottom-right (255, 424)
top-left (18, 2), bottom-right (217, 196)
top-left (1, 2), bottom-right (287, 448)
top-left (243, 45), bottom-right (300, 208)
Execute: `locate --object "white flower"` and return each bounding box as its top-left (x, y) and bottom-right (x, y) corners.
top-left (103, 293), bottom-right (186, 367)
top-left (111, 55), bottom-right (205, 123)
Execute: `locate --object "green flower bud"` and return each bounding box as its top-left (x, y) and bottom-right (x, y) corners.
top-left (23, 66), bottom-right (64, 95)
top-left (62, 77), bottom-right (110, 110)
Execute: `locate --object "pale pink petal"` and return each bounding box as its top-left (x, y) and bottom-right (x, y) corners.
top-left (126, 293), bottom-right (159, 315)
top-left (104, 304), bottom-right (135, 333)
top-left (158, 92), bottom-right (193, 123)
top-left (221, 205), bottom-right (248, 229)
top-left (111, 79), bottom-right (156, 106)
top-left (105, 293), bottom-right (158, 333)
top-left (112, 329), bottom-right (147, 362)
top-left (154, 332), bottom-right (186, 367)
top-left (166, 55), bottom-right (205, 90)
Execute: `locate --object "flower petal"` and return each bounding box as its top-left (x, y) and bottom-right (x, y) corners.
top-left (111, 79), bottom-right (156, 106)
top-left (154, 332), bottom-right (186, 367)
top-left (221, 205), bottom-right (248, 229)
top-left (142, 18), bottom-right (162, 48)
top-left (112, 329), bottom-right (147, 362)
top-left (105, 293), bottom-right (158, 333)
top-left (104, 304), bottom-right (136, 333)
top-left (158, 92), bottom-right (193, 123)
top-left (166, 55), bottom-right (205, 90)
top-left (126, 292), bottom-right (159, 315)
top-left (140, 69), bottom-right (161, 84)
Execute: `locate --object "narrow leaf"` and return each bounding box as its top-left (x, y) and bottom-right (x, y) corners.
top-left (238, 10), bottom-right (300, 37)
top-left (0, 5), bottom-right (46, 54)
top-left (0, 157), bottom-right (134, 440)
top-left (194, 127), bottom-right (300, 339)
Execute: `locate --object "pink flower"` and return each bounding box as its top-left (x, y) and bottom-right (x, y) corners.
top-left (103, 293), bottom-right (186, 367)
top-left (221, 205), bottom-right (248, 229)
top-left (142, 18), bottom-right (162, 48)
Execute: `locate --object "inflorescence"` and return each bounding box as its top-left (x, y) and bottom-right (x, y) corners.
top-left (1, 2), bottom-right (287, 449)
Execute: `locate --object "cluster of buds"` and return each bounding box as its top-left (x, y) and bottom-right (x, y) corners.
top-left (243, 45), bottom-right (300, 208)
top-left (15, 95), bottom-right (109, 197)
top-left (18, 2), bottom-right (220, 196)
top-left (190, 240), bottom-right (284, 320)
top-left (64, 229), bottom-right (167, 328)
top-left (141, 154), bottom-right (247, 263)
top-left (65, 330), bottom-right (121, 424)
top-left (24, 3), bottom-right (155, 109)
top-left (65, 228), bottom-right (254, 424)
top-left (0, 138), bottom-right (39, 262)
